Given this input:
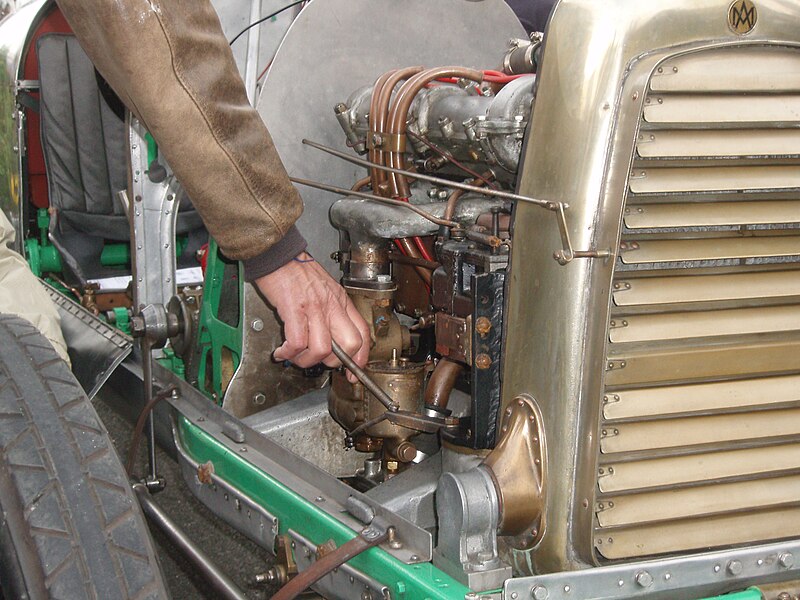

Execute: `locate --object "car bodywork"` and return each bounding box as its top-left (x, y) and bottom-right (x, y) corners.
top-left (2, 0), bottom-right (800, 599)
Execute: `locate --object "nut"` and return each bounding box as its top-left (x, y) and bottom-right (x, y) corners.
top-left (475, 316), bottom-right (492, 337)
top-left (475, 353), bottom-right (492, 369)
top-left (395, 441), bottom-right (417, 463)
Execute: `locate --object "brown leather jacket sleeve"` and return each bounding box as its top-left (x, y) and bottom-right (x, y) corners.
top-left (55, 0), bottom-right (303, 262)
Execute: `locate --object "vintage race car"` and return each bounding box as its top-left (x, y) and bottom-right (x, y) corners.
top-left (1, 0), bottom-right (799, 598)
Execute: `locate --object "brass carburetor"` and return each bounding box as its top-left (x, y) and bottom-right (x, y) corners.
top-left (328, 238), bottom-right (426, 474)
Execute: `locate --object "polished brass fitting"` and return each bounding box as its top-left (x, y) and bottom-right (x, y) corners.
top-left (482, 394), bottom-right (546, 549)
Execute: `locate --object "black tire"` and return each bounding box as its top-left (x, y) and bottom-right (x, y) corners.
top-left (0, 314), bottom-right (169, 600)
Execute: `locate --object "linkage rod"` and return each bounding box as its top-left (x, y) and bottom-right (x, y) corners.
top-left (301, 138), bottom-right (560, 210)
top-left (330, 340), bottom-right (399, 412)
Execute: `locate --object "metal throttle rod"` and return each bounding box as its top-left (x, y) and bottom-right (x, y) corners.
top-left (301, 138), bottom-right (561, 210)
top-left (133, 484), bottom-right (248, 600)
top-left (330, 340), bottom-right (398, 412)
top-left (139, 337), bottom-right (162, 489)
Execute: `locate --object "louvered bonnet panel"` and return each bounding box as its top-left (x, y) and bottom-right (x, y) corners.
top-left (596, 45), bottom-right (800, 561)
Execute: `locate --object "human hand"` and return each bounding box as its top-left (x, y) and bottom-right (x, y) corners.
top-left (255, 253), bottom-right (371, 382)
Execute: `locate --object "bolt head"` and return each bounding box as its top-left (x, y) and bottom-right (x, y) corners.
top-left (251, 319), bottom-right (264, 332)
top-left (780, 553), bottom-right (794, 568)
top-left (635, 571), bottom-right (653, 588)
top-left (531, 585), bottom-right (549, 600)
top-left (727, 560), bottom-right (743, 576)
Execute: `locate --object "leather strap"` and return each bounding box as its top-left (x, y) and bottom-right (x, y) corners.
top-left (272, 525), bottom-right (389, 600)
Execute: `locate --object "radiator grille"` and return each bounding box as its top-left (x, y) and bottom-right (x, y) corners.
top-left (595, 45), bottom-right (800, 561)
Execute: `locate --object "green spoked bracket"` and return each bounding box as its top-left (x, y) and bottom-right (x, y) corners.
top-left (192, 238), bottom-right (243, 402)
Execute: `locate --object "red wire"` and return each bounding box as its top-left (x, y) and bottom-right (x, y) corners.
top-left (257, 58), bottom-right (274, 82)
top-left (483, 74), bottom-right (525, 84)
top-left (413, 236), bottom-right (435, 262)
top-left (435, 71), bottom-right (526, 86)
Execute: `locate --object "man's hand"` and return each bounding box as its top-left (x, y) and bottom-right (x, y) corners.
top-left (255, 253), bottom-right (371, 380)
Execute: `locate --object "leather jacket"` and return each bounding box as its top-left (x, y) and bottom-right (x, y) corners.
top-left (55, 0), bottom-right (305, 278)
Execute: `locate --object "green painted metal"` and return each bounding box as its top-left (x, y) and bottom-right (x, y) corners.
top-left (101, 236), bottom-right (185, 267)
top-left (193, 238), bottom-right (242, 402)
top-left (100, 242), bottom-right (130, 267)
top-left (24, 208), bottom-right (61, 276)
top-left (178, 416), bottom-right (471, 600)
top-left (700, 587), bottom-right (763, 600)
top-left (179, 411), bottom-right (773, 600)
top-left (157, 347), bottom-right (185, 379)
top-left (145, 132), bottom-right (158, 167)
top-left (111, 306), bottom-right (131, 335)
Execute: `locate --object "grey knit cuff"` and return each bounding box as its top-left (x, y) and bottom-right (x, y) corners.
top-left (242, 225), bottom-right (308, 281)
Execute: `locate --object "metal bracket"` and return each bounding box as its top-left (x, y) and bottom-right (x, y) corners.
top-left (552, 202), bottom-right (612, 265)
top-left (433, 466), bottom-right (512, 591)
top-left (504, 538), bottom-right (800, 600)
top-left (129, 118), bottom-right (181, 312)
top-left (289, 530), bottom-right (392, 600)
top-left (175, 423), bottom-right (280, 552)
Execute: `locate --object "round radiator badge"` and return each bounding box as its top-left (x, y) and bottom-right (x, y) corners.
top-left (728, 0), bottom-right (757, 34)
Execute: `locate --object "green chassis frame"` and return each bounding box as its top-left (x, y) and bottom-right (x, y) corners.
top-left (163, 239), bottom-right (771, 600)
top-left (176, 413), bottom-right (765, 600)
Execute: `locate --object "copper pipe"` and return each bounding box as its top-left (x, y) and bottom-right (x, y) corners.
top-left (406, 130), bottom-right (497, 190)
top-left (443, 171), bottom-right (494, 221)
top-left (386, 67), bottom-right (483, 198)
top-left (388, 251), bottom-right (440, 271)
top-left (443, 189), bottom-right (467, 223)
top-left (424, 358), bottom-right (463, 410)
top-left (373, 66), bottom-right (423, 193)
top-left (354, 69), bottom-right (431, 288)
top-left (351, 175), bottom-right (371, 192)
top-left (368, 70), bottom-right (397, 192)
top-left (396, 238), bottom-right (432, 286)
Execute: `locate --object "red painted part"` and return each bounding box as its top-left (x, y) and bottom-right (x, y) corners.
top-left (198, 243), bottom-right (209, 274)
top-left (22, 4), bottom-right (71, 209)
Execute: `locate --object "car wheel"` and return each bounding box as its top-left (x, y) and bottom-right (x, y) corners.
top-left (0, 314), bottom-right (169, 599)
